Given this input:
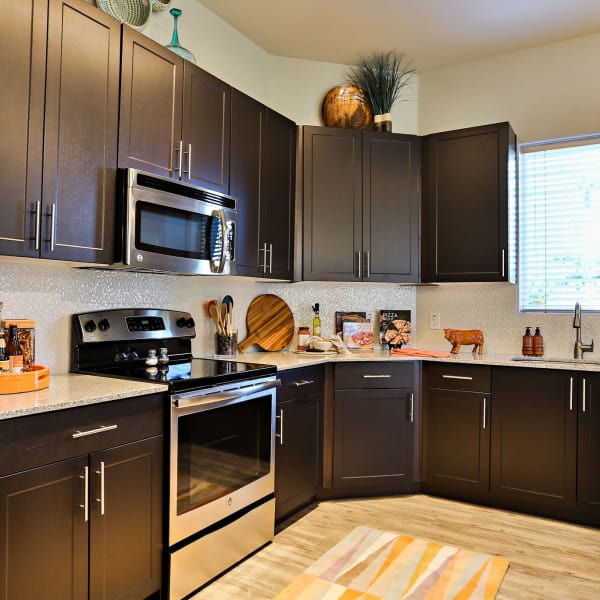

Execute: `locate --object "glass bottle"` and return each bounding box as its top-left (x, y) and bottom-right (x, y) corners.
top-left (0, 332), bottom-right (9, 373)
top-left (312, 303), bottom-right (321, 337)
top-left (533, 327), bottom-right (544, 356)
top-left (6, 325), bottom-right (23, 373)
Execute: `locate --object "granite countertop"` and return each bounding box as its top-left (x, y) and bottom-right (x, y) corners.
top-left (0, 373), bottom-right (167, 421)
top-left (3, 349), bottom-right (599, 421)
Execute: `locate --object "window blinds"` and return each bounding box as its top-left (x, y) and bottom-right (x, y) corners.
top-left (519, 137), bottom-right (600, 311)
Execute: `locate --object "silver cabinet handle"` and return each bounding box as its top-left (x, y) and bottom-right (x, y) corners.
top-left (80, 466), bottom-right (89, 522)
top-left (275, 408), bottom-right (284, 445)
top-left (582, 378), bottom-right (587, 413)
top-left (501, 249), bottom-right (505, 278)
top-left (365, 251), bottom-right (371, 279)
top-left (569, 377), bottom-right (574, 411)
top-left (292, 379), bottom-right (315, 387)
top-left (356, 251), bottom-right (362, 279)
top-left (95, 461), bottom-right (105, 516)
top-left (72, 424), bottom-right (118, 439)
top-left (173, 140), bottom-right (183, 178)
top-left (362, 374), bottom-right (391, 379)
top-left (49, 203), bottom-right (56, 252)
top-left (260, 242), bottom-right (268, 273)
top-left (442, 374), bottom-right (473, 380)
top-left (409, 392), bottom-right (414, 423)
top-left (482, 397), bottom-right (487, 430)
top-left (183, 143), bottom-right (192, 177)
top-left (34, 200), bottom-right (42, 250)
top-left (268, 243), bottom-right (273, 274)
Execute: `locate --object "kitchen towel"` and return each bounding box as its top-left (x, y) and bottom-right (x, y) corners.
top-left (275, 525), bottom-right (509, 599)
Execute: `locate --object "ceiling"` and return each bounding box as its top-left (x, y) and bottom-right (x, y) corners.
top-left (197, 0), bottom-right (600, 71)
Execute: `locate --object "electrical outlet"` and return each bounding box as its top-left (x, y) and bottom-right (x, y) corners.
top-left (429, 312), bottom-right (441, 330)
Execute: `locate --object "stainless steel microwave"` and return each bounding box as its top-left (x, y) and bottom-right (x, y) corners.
top-left (113, 169), bottom-right (236, 275)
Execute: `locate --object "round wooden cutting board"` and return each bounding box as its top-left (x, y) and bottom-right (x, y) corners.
top-left (237, 294), bottom-right (294, 352)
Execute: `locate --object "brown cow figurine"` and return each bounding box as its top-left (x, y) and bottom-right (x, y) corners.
top-left (444, 328), bottom-right (484, 354)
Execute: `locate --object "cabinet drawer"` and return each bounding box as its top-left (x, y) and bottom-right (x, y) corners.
top-left (335, 362), bottom-right (414, 389)
top-left (427, 363), bottom-right (491, 393)
top-left (278, 365), bottom-right (324, 402)
top-left (0, 393), bottom-right (164, 476)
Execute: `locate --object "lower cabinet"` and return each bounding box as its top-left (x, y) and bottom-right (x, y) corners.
top-left (579, 372), bottom-right (600, 514)
top-left (275, 366), bottom-right (323, 521)
top-left (423, 364), bottom-right (491, 498)
top-left (0, 394), bottom-right (164, 600)
top-left (332, 362), bottom-right (417, 493)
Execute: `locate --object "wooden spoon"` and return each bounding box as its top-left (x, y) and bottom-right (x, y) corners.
top-left (209, 303), bottom-right (224, 334)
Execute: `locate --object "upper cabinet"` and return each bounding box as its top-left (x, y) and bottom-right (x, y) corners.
top-left (231, 90), bottom-right (295, 280)
top-left (302, 126), bottom-right (420, 282)
top-left (119, 27), bottom-right (231, 194)
top-left (1, 0), bottom-right (119, 263)
top-left (421, 122), bottom-right (517, 283)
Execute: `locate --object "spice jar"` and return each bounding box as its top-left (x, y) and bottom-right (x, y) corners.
top-left (2, 319), bottom-right (35, 371)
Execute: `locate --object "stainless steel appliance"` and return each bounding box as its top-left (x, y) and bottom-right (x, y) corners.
top-left (71, 308), bottom-right (278, 599)
top-left (113, 168), bottom-right (237, 275)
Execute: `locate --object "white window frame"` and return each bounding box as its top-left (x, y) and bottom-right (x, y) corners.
top-left (518, 134), bottom-right (600, 313)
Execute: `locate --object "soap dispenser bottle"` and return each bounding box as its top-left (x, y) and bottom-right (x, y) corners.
top-left (522, 327), bottom-right (533, 356)
top-left (533, 327), bottom-right (544, 356)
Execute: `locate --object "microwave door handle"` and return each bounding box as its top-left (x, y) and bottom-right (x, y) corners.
top-left (212, 208), bottom-right (227, 273)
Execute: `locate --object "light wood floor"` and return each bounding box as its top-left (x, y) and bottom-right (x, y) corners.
top-left (193, 495), bottom-right (600, 599)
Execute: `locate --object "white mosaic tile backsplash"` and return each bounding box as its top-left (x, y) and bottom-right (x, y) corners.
top-left (1, 257), bottom-right (597, 374)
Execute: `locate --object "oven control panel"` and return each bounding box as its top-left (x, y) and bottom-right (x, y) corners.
top-left (73, 308), bottom-right (196, 344)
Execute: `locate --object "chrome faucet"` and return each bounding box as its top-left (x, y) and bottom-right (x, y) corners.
top-left (573, 302), bottom-right (594, 359)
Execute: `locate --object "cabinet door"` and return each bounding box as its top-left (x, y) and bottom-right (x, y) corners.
top-left (423, 388), bottom-right (490, 496)
top-left (230, 90), bottom-right (264, 276)
top-left (119, 26), bottom-right (184, 178)
top-left (182, 64), bottom-right (230, 193)
top-left (42, 0), bottom-right (120, 263)
top-left (89, 436), bottom-right (163, 600)
top-left (262, 109), bottom-right (296, 280)
top-left (491, 368), bottom-right (577, 509)
top-left (303, 126), bottom-right (362, 281)
top-left (422, 122), bottom-right (515, 282)
top-left (0, 456), bottom-right (89, 600)
top-left (362, 132), bottom-right (420, 282)
top-left (275, 392), bottom-right (321, 521)
top-left (333, 388), bottom-right (413, 490)
top-left (578, 374), bottom-right (600, 512)
top-left (0, 0), bottom-right (46, 258)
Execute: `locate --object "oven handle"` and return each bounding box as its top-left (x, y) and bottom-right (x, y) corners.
top-left (172, 379), bottom-right (280, 410)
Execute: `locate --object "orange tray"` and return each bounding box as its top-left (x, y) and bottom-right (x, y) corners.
top-left (0, 365), bottom-right (50, 394)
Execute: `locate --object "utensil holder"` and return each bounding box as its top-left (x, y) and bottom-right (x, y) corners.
top-left (215, 332), bottom-right (237, 356)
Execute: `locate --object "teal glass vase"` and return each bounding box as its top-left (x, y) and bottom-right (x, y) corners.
top-left (165, 8), bottom-right (196, 63)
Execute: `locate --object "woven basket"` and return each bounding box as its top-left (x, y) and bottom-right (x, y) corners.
top-left (96, 0), bottom-right (151, 30)
top-left (150, 0), bottom-right (172, 11)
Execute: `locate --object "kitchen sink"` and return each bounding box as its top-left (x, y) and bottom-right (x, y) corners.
top-left (511, 356), bottom-right (600, 366)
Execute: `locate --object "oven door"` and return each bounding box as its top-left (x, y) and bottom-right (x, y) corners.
top-left (169, 377), bottom-right (278, 545)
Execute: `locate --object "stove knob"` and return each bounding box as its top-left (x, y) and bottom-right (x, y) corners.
top-left (114, 351), bottom-right (128, 362)
top-left (127, 349), bottom-right (139, 361)
top-left (185, 317), bottom-right (195, 328)
top-left (176, 317), bottom-right (187, 328)
top-left (98, 318), bottom-right (110, 332)
top-left (83, 319), bottom-right (97, 333)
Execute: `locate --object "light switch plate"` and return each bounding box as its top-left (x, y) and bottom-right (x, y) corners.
top-left (429, 312), bottom-right (441, 330)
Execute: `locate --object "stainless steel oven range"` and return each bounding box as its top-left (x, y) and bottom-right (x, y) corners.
top-left (71, 308), bottom-right (278, 600)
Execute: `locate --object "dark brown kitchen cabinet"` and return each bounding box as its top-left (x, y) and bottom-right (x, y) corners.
top-left (491, 367), bottom-right (577, 510)
top-left (332, 362), bottom-right (417, 493)
top-left (0, 394), bottom-right (163, 600)
top-left (1, 0), bottom-right (119, 263)
top-left (422, 364), bottom-right (491, 498)
top-left (275, 366), bottom-right (323, 521)
top-left (120, 26), bottom-right (230, 194)
top-left (231, 90), bottom-right (295, 279)
top-left (303, 127), bottom-right (420, 282)
top-left (421, 122), bottom-right (516, 282)
top-left (579, 373), bottom-right (600, 514)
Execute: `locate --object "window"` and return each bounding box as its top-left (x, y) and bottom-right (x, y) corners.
top-left (519, 136), bottom-right (600, 312)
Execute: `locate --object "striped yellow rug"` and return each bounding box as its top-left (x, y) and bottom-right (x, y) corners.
top-left (275, 525), bottom-right (509, 599)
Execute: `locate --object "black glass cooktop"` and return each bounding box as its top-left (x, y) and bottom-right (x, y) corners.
top-left (82, 357), bottom-right (277, 393)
